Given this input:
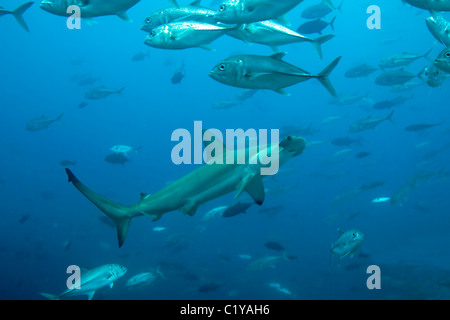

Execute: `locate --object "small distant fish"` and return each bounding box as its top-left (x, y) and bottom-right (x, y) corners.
top-left (126, 267), bottom-right (164, 289)
top-left (39, 264), bottom-right (127, 300)
top-left (78, 102), bottom-right (89, 109)
top-left (203, 206), bottom-right (228, 221)
top-left (221, 202), bottom-right (253, 218)
top-left (344, 63), bottom-right (379, 78)
top-left (152, 227), bottom-right (166, 232)
top-left (375, 69), bottom-right (417, 86)
top-left (264, 241), bottom-right (285, 252)
top-left (268, 282), bottom-right (292, 295)
top-left (297, 16), bottom-right (336, 35)
top-left (18, 214), bottom-right (30, 224)
top-left (171, 62), bottom-right (185, 84)
top-left (104, 153), bottom-right (130, 165)
top-left (379, 49), bottom-right (433, 69)
top-left (85, 86), bottom-right (125, 100)
top-left (330, 229), bottom-right (364, 265)
top-left (355, 151), bottom-right (371, 159)
top-left (131, 51), bottom-right (150, 62)
top-left (110, 145), bottom-right (142, 155)
top-left (371, 197), bottom-right (391, 203)
top-left (198, 281), bottom-right (224, 293)
top-left (349, 111), bottom-right (394, 133)
top-left (238, 254), bottom-right (252, 260)
top-left (331, 137), bottom-right (360, 147)
top-left (404, 122), bottom-right (442, 132)
top-left (26, 113), bottom-right (63, 131)
top-left (212, 100), bottom-right (242, 110)
top-left (59, 160), bottom-right (76, 167)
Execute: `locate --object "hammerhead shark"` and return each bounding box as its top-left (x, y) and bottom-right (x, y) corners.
top-left (65, 135), bottom-right (306, 247)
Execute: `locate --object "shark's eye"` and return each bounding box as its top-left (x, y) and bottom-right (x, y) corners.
top-left (219, 64), bottom-right (226, 71)
top-left (219, 4), bottom-right (226, 11)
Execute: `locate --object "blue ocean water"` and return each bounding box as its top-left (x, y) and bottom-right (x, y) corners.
top-left (1, 0), bottom-right (450, 300)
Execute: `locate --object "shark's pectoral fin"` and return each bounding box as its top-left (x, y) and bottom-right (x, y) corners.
top-left (244, 174), bottom-right (265, 205)
top-left (115, 217), bottom-right (131, 248)
top-left (235, 173), bottom-right (265, 205)
top-left (179, 201), bottom-right (199, 217)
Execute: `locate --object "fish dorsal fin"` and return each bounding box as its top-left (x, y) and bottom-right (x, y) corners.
top-left (189, 0), bottom-right (202, 7)
top-left (87, 291), bottom-right (96, 300)
top-left (270, 52), bottom-right (287, 61)
top-left (337, 228), bottom-right (344, 235)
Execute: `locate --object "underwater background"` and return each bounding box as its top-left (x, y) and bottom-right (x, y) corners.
top-left (1, 0), bottom-right (450, 300)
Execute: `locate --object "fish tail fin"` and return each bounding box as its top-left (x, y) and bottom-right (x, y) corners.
top-left (134, 146), bottom-right (143, 152)
top-left (12, 2), bottom-right (33, 32)
top-left (317, 56), bottom-right (342, 97)
top-left (337, 0), bottom-right (344, 13)
top-left (65, 169), bottom-right (134, 248)
top-left (311, 34), bottom-right (335, 60)
top-left (117, 87), bottom-right (126, 95)
top-left (329, 16), bottom-right (337, 31)
top-left (39, 292), bottom-right (60, 300)
top-left (386, 110), bottom-right (395, 125)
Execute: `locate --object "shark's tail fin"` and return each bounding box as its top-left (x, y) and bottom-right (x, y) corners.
top-left (12, 2), bottom-right (33, 32)
top-left (65, 169), bottom-right (133, 247)
top-left (311, 34), bottom-right (335, 60)
top-left (317, 56), bottom-right (341, 97)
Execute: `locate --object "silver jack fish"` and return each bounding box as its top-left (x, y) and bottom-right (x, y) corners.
top-left (402, 0), bottom-right (450, 11)
top-left (434, 46), bottom-right (450, 73)
top-left (40, 0), bottom-right (141, 21)
top-left (226, 20), bottom-right (335, 59)
top-left (209, 52), bottom-right (341, 96)
top-left (330, 228), bottom-right (364, 265)
top-left (141, 0), bottom-right (216, 33)
top-left (214, 0), bottom-right (304, 24)
top-left (39, 264), bottom-right (127, 300)
top-left (144, 21), bottom-right (234, 50)
top-left (426, 14), bottom-right (450, 47)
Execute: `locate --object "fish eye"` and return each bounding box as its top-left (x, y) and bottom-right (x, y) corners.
top-left (446, 52), bottom-right (450, 58)
top-left (219, 64), bottom-right (226, 71)
top-left (145, 17), bottom-right (150, 23)
top-left (150, 31), bottom-right (155, 37)
top-left (219, 4), bottom-right (226, 11)
top-left (287, 136), bottom-right (292, 141)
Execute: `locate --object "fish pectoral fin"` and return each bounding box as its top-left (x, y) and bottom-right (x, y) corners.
top-left (116, 10), bottom-right (132, 22)
top-left (179, 201), bottom-right (199, 217)
top-left (274, 88), bottom-right (290, 96)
